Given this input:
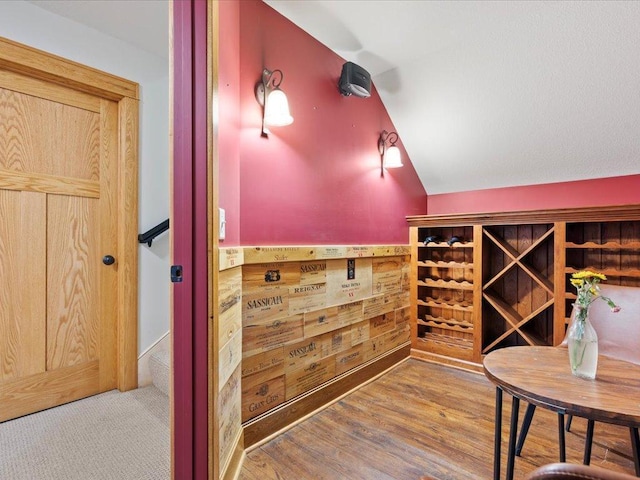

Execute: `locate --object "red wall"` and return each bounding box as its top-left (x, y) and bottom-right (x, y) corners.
top-left (218, 0), bottom-right (241, 244)
top-left (219, 1), bottom-right (639, 241)
top-left (230, 1), bottom-right (426, 246)
top-left (428, 174), bottom-right (640, 215)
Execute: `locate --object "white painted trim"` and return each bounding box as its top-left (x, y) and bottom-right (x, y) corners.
top-left (138, 331), bottom-right (170, 387)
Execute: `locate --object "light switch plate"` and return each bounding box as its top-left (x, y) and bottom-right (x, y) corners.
top-left (219, 208), bottom-right (226, 240)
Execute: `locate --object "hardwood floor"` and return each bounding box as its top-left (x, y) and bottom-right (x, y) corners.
top-left (239, 358), bottom-right (635, 479)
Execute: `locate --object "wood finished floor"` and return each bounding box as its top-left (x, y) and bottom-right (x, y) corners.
top-left (239, 358), bottom-right (636, 480)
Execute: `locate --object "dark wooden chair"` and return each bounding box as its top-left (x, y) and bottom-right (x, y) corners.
top-left (526, 463), bottom-right (637, 480)
top-left (516, 284), bottom-right (640, 466)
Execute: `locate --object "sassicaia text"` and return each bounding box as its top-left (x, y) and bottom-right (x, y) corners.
top-left (246, 295), bottom-right (283, 309)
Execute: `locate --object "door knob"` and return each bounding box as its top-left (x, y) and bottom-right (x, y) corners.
top-left (103, 255), bottom-right (116, 265)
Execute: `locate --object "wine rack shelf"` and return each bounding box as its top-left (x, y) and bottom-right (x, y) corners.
top-left (408, 204), bottom-right (640, 368)
top-left (418, 279), bottom-right (474, 290)
top-left (417, 260), bottom-right (473, 269)
top-left (565, 241), bottom-right (640, 250)
top-left (417, 298), bottom-right (473, 312)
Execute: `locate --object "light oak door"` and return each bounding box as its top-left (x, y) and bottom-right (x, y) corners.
top-left (0, 38), bottom-right (139, 422)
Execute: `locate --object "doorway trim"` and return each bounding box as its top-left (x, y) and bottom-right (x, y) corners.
top-left (171, 0), bottom-right (210, 478)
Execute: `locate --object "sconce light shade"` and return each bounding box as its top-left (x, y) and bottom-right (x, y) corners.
top-left (383, 145), bottom-right (403, 168)
top-left (255, 68), bottom-right (293, 136)
top-left (264, 89), bottom-right (293, 127)
top-left (378, 130), bottom-right (403, 171)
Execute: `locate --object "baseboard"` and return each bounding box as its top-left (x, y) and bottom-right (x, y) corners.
top-left (138, 331), bottom-right (171, 387)
top-left (410, 348), bottom-right (483, 374)
top-left (242, 343), bottom-right (411, 448)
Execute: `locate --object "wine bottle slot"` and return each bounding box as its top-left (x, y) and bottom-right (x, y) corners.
top-left (423, 235), bottom-right (439, 245)
top-left (447, 236), bottom-right (462, 246)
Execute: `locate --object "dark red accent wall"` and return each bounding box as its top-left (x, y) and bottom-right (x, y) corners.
top-left (224, 0), bottom-right (426, 246)
top-left (218, 0), bottom-right (241, 245)
top-left (428, 174), bottom-right (640, 215)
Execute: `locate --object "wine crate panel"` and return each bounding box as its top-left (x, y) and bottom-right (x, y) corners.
top-left (219, 267), bottom-right (242, 348)
top-left (303, 306), bottom-right (339, 338)
top-left (326, 258), bottom-right (373, 305)
top-left (285, 356), bottom-right (336, 400)
top-left (384, 323), bottom-right (411, 350)
top-left (394, 289), bottom-right (411, 309)
top-left (219, 330), bottom-right (242, 389)
top-left (335, 344), bottom-right (364, 375)
top-left (346, 246), bottom-right (375, 258)
top-left (300, 261), bottom-right (327, 285)
top-left (241, 347), bottom-right (284, 378)
top-left (219, 366), bottom-right (241, 468)
top-left (244, 247), bottom-right (315, 263)
top-left (395, 306), bottom-right (411, 330)
top-left (369, 312), bottom-right (396, 338)
top-left (243, 262), bottom-right (300, 290)
top-left (401, 260), bottom-right (411, 291)
top-left (363, 335), bottom-right (387, 362)
top-left (242, 287), bottom-right (289, 324)
top-left (288, 283), bottom-right (326, 314)
top-left (336, 300), bottom-right (364, 326)
top-left (372, 246), bottom-right (411, 257)
top-left (316, 246), bottom-right (348, 259)
top-left (350, 320), bottom-right (370, 346)
top-left (241, 366), bottom-right (285, 422)
top-left (285, 337), bottom-right (323, 373)
top-left (372, 256), bottom-right (403, 295)
top-left (219, 247), bottom-right (244, 271)
top-left (363, 294), bottom-right (395, 319)
top-left (320, 326), bottom-right (353, 357)
top-left (243, 315), bottom-right (304, 357)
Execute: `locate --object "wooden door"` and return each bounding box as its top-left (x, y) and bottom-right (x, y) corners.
top-left (0, 37), bottom-right (139, 422)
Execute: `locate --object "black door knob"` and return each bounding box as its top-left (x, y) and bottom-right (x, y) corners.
top-left (103, 255), bottom-right (115, 265)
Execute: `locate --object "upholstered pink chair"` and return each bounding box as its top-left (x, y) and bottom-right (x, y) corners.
top-left (516, 284), bottom-right (640, 468)
top-left (526, 463), bottom-right (637, 480)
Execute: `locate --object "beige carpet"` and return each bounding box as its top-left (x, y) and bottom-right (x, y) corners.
top-left (0, 386), bottom-right (170, 480)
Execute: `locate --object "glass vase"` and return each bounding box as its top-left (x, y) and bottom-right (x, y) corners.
top-left (567, 304), bottom-right (599, 379)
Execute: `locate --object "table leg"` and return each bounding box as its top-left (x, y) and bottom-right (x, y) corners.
top-left (583, 419), bottom-right (594, 465)
top-left (565, 414), bottom-right (573, 432)
top-left (506, 396), bottom-right (520, 480)
top-left (516, 403), bottom-right (536, 457)
top-left (629, 427), bottom-right (640, 476)
top-left (557, 413), bottom-right (566, 462)
top-left (494, 387), bottom-right (503, 480)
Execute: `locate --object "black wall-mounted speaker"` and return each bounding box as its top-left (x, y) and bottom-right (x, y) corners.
top-left (338, 62), bottom-right (371, 98)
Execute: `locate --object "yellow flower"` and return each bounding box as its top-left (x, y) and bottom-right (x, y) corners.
top-left (570, 270), bottom-right (619, 314)
top-left (572, 270), bottom-right (607, 281)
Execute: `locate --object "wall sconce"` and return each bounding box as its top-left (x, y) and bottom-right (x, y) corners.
top-left (255, 68), bottom-right (293, 137)
top-left (378, 130), bottom-right (403, 172)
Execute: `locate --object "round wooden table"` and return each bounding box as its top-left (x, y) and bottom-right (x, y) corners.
top-left (483, 346), bottom-right (640, 480)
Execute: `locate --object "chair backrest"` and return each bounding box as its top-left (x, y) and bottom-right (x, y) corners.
top-left (526, 462), bottom-right (637, 480)
top-left (573, 284), bottom-right (640, 365)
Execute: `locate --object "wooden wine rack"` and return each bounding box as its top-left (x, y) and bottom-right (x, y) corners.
top-left (411, 225), bottom-right (482, 363)
top-left (408, 205), bottom-right (640, 369)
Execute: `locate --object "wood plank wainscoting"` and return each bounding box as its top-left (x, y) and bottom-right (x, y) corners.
top-left (217, 246), bottom-right (412, 478)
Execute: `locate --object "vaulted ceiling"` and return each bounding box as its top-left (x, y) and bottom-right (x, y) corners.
top-left (266, 0), bottom-right (640, 195)
top-left (27, 0), bottom-right (640, 195)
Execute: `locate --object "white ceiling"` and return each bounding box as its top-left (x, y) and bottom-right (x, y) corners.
top-left (26, 0), bottom-right (168, 59)
top-left (266, 0), bottom-right (640, 195)
top-left (25, 0), bottom-right (640, 195)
